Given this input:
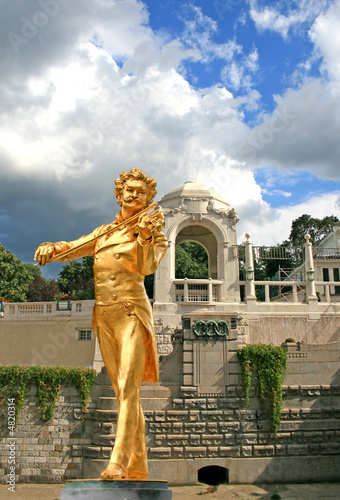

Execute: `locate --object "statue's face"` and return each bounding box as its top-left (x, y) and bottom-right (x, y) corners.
top-left (121, 179), bottom-right (148, 213)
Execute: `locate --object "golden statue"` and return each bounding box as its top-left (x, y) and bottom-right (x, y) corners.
top-left (34, 169), bottom-right (168, 480)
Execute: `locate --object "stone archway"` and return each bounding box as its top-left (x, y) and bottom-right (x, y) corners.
top-left (198, 465), bottom-right (229, 485)
top-left (176, 225), bottom-right (218, 279)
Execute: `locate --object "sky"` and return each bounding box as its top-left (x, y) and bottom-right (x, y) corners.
top-left (0, 0), bottom-right (340, 279)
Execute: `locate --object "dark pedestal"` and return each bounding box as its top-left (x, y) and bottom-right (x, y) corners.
top-left (60, 479), bottom-right (172, 499)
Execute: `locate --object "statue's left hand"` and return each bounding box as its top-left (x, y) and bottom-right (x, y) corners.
top-left (137, 210), bottom-right (165, 240)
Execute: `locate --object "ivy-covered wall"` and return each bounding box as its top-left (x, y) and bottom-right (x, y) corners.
top-left (0, 368), bottom-right (99, 484)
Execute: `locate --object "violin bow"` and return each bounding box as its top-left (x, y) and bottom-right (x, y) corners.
top-left (36, 202), bottom-right (159, 265)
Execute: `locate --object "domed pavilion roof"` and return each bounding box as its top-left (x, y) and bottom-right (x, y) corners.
top-left (159, 181), bottom-right (229, 207)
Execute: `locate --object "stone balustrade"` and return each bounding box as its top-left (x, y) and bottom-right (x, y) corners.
top-left (173, 279), bottom-right (223, 303)
top-left (0, 300), bottom-right (95, 319)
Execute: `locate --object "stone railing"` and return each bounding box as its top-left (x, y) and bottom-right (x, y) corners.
top-left (313, 247), bottom-right (340, 259)
top-left (0, 300), bottom-right (95, 319)
top-left (239, 280), bottom-right (306, 303)
top-left (238, 280), bottom-right (340, 303)
top-left (173, 279), bottom-right (223, 303)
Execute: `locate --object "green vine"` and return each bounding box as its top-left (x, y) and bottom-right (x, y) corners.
top-left (0, 365), bottom-right (96, 429)
top-left (238, 344), bottom-right (287, 436)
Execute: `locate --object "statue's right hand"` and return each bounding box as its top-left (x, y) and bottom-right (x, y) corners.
top-left (34, 242), bottom-right (55, 267)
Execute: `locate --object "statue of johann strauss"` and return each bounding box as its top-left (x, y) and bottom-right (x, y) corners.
top-left (35, 169), bottom-right (168, 480)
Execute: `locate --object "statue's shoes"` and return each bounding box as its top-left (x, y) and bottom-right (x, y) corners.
top-left (127, 451), bottom-right (148, 479)
top-left (100, 463), bottom-right (127, 480)
top-left (127, 468), bottom-right (148, 479)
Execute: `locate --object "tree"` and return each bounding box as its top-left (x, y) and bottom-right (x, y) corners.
top-left (175, 241), bottom-right (209, 279)
top-left (57, 256), bottom-right (95, 300)
top-left (26, 274), bottom-right (60, 302)
top-left (0, 244), bottom-right (33, 302)
top-left (288, 214), bottom-right (339, 248)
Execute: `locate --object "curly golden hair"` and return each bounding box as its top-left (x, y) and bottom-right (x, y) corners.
top-left (114, 169), bottom-right (157, 207)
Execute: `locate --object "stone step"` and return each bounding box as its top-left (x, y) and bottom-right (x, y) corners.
top-left (94, 409), bottom-right (118, 421)
top-left (97, 397), bottom-right (118, 410)
top-left (91, 434), bottom-right (115, 447)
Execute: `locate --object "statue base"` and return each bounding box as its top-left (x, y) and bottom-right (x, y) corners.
top-left (60, 479), bottom-right (172, 499)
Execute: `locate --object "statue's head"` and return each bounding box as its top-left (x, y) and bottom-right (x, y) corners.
top-left (115, 169), bottom-right (157, 208)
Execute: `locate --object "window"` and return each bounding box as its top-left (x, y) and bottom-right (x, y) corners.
top-left (231, 318), bottom-right (238, 330)
top-left (323, 268), bottom-right (330, 281)
top-left (78, 329), bottom-right (92, 341)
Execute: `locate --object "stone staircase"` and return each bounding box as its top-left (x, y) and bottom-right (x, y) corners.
top-left (83, 369), bottom-right (177, 478)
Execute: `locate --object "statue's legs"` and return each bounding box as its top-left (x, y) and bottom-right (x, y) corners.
top-left (95, 305), bottom-right (148, 479)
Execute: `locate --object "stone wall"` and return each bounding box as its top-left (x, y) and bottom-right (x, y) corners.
top-left (147, 384), bottom-right (340, 483)
top-left (0, 383), bottom-right (99, 484)
top-left (248, 314), bottom-right (340, 346)
top-left (82, 378), bottom-right (340, 484)
top-left (1, 342), bottom-right (339, 485)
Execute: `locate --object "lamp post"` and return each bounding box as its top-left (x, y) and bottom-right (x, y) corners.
top-left (245, 233), bottom-right (256, 301)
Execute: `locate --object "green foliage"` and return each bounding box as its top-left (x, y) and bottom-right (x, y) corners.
top-left (26, 275), bottom-right (59, 302)
top-left (0, 244), bottom-right (34, 302)
top-left (57, 256), bottom-right (95, 299)
top-left (175, 241), bottom-right (209, 279)
top-left (288, 214), bottom-right (339, 248)
top-left (0, 365), bottom-right (96, 428)
top-left (239, 214), bottom-right (339, 284)
top-left (237, 344), bottom-right (287, 436)
top-left (23, 262), bottom-right (42, 278)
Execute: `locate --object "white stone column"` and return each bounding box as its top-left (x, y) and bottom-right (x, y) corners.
top-left (304, 234), bottom-right (317, 302)
top-left (208, 278), bottom-right (213, 302)
top-left (265, 284), bottom-right (270, 303)
top-left (92, 337), bottom-right (104, 373)
top-left (245, 233), bottom-right (256, 302)
top-left (184, 278), bottom-right (189, 302)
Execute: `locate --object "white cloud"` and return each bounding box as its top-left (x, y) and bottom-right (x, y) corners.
top-left (238, 192), bottom-right (340, 246)
top-left (180, 4), bottom-right (242, 63)
top-left (262, 189), bottom-right (291, 198)
top-left (234, 79), bottom-right (340, 179)
top-left (249, 0), bottom-right (330, 38)
top-left (191, 155), bottom-right (262, 207)
top-left (309, 0), bottom-right (340, 85)
top-left (0, 0), bottom-right (339, 268)
top-left (221, 48), bottom-right (259, 91)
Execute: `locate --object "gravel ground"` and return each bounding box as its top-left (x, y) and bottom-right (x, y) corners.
top-left (0, 482), bottom-right (339, 500)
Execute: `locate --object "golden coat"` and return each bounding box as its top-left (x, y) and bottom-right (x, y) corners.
top-left (53, 211), bottom-right (168, 382)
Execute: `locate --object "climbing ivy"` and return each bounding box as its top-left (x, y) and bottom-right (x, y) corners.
top-left (237, 344), bottom-right (287, 436)
top-left (0, 365), bottom-right (96, 428)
